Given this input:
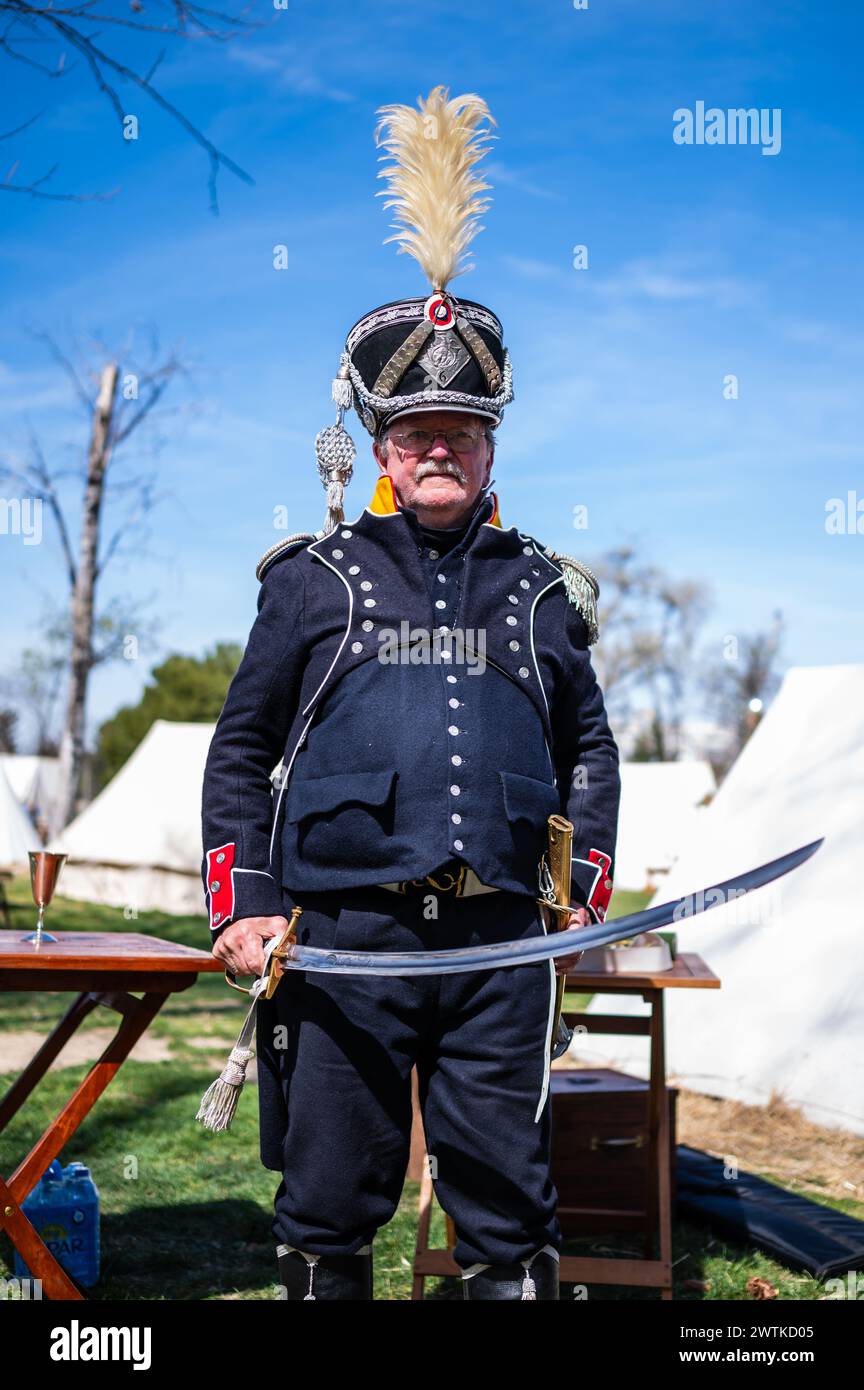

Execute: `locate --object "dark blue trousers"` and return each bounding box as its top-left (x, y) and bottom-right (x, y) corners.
top-left (255, 883), bottom-right (562, 1269)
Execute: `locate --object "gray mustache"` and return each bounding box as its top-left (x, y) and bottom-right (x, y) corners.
top-left (414, 459), bottom-right (467, 483)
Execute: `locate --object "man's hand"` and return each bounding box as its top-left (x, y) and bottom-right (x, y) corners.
top-left (211, 916), bottom-right (290, 979)
top-left (552, 905), bottom-right (592, 977)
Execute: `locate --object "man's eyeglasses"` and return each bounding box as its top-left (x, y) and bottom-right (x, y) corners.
top-left (385, 426), bottom-right (487, 455)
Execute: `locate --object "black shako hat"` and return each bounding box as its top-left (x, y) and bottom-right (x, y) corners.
top-left (315, 87), bottom-right (513, 534)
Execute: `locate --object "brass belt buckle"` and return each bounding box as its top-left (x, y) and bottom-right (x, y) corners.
top-left (424, 865), bottom-right (466, 896)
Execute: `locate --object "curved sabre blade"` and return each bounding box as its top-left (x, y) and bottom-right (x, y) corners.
top-left (278, 838), bottom-right (823, 978)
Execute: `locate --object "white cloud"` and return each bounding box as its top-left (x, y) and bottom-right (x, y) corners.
top-left (593, 258), bottom-right (753, 308)
top-left (499, 254), bottom-right (566, 282)
top-left (484, 162), bottom-right (560, 201)
top-left (226, 46), bottom-right (354, 103)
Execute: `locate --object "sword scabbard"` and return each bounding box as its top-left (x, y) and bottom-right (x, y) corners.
top-left (547, 814), bottom-right (574, 918)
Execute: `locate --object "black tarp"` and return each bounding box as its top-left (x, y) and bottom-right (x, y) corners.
top-left (675, 1144), bottom-right (864, 1281)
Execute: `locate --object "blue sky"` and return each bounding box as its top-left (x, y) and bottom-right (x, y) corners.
top-left (1, 0), bottom-right (862, 745)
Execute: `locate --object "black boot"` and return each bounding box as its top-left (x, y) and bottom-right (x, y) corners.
top-left (277, 1243), bottom-right (373, 1300)
top-left (462, 1247), bottom-right (559, 1301)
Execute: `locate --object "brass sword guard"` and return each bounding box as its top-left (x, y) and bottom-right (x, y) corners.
top-left (223, 906), bottom-right (304, 997)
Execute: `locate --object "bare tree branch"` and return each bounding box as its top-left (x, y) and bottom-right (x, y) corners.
top-left (0, 176), bottom-right (118, 202)
top-left (26, 432), bottom-right (80, 587)
top-left (0, 108), bottom-right (49, 140)
top-left (0, 0), bottom-right (258, 207)
top-left (111, 366), bottom-right (184, 445)
top-left (96, 480), bottom-right (169, 579)
top-left (28, 327), bottom-right (94, 413)
top-left (2, 329), bottom-right (188, 825)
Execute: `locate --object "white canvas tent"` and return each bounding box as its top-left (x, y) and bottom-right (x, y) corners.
top-left (575, 666), bottom-right (864, 1138)
top-left (0, 754), bottom-right (60, 825)
top-left (0, 763), bottom-right (41, 869)
top-left (614, 761), bottom-right (716, 891)
top-left (51, 720), bottom-right (215, 915)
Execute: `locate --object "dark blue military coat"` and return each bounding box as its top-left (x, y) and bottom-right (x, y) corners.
top-left (201, 476), bottom-right (620, 937)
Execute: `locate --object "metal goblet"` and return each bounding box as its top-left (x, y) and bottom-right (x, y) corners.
top-left (25, 851), bottom-right (67, 947)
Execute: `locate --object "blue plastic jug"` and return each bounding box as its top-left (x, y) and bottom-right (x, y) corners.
top-left (13, 1159), bottom-right (100, 1288)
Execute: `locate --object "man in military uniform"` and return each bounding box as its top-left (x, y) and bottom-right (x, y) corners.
top-left (201, 87), bottom-right (620, 1300)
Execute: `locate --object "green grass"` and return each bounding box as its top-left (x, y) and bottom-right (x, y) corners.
top-left (1, 876), bottom-right (858, 1300)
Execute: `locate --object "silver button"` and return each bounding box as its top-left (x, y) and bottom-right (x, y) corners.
top-left (523, 545), bottom-right (533, 556)
top-left (362, 619), bottom-right (374, 631)
top-left (364, 598), bottom-right (376, 608)
top-left (213, 912), bottom-right (222, 923)
top-left (453, 839), bottom-right (464, 852)
top-left (210, 880), bottom-right (221, 892)
top-left (506, 615), bottom-right (518, 626)
top-left (450, 783), bottom-right (461, 793)
top-left (332, 549), bottom-right (343, 559)
top-left (518, 666), bottom-right (530, 678)
top-left (446, 675), bottom-right (457, 683)
top-left (215, 852), bottom-right (225, 864)
top-left (440, 650), bottom-right (452, 661)
top-left (428, 549), bottom-right (439, 559)
top-left (341, 529), bottom-right (353, 538)
top-left (436, 625), bottom-right (450, 635)
top-left (448, 697), bottom-right (459, 708)
top-left (520, 579), bottom-right (530, 589)
top-left (507, 594), bottom-right (519, 605)
top-left (435, 600), bottom-right (447, 609)
top-left (448, 725), bottom-right (459, 736)
top-left (351, 642), bottom-right (363, 654)
top-left (509, 640), bottom-right (520, 651)
top-left (437, 573), bottom-right (447, 583)
top-left (360, 580), bottom-right (373, 591)
top-left (349, 565), bottom-right (360, 575)
top-left (451, 756), bottom-right (462, 767)
top-left (451, 813), bottom-right (462, 825)
top-left (532, 567), bottom-right (540, 576)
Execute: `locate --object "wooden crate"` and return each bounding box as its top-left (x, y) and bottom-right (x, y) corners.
top-left (550, 1067), bottom-right (677, 1236)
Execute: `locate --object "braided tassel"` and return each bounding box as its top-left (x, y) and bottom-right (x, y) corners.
top-left (312, 358), bottom-right (356, 535)
top-left (331, 360), bottom-right (353, 410)
top-left (196, 935), bottom-right (284, 1131)
top-left (196, 984), bottom-right (260, 1130)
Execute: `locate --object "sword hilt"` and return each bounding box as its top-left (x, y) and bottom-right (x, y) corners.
top-left (223, 906), bottom-right (303, 998)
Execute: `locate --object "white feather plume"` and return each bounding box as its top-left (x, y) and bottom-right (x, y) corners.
top-left (374, 85), bottom-right (497, 292)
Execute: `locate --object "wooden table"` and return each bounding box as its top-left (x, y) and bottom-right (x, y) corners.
top-left (411, 952), bottom-right (720, 1300)
top-left (0, 930), bottom-right (222, 1299)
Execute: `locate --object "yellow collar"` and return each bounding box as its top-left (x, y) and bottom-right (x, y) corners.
top-left (367, 474), bottom-right (501, 527)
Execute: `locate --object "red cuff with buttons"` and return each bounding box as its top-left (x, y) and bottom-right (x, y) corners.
top-left (572, 849), bottom-right (614, 924)
top-left (206, 842), bottom-right (235, 932)
top-left (585, 848), bottom-right (613, 923)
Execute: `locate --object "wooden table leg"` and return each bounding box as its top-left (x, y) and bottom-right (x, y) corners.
top-left (1, 990), bottom-right (171, 1298)
top-left (412, 1157), bottom-right (434, 1301)
top-left (0, 993), bottom-right (101, 1133)
top-left (646, 988), bottom-right (673, 1298)
top-left (0, 1174), bottom-right (82, 1300)
top-left (6, 991), bottom-right (168, 1205)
